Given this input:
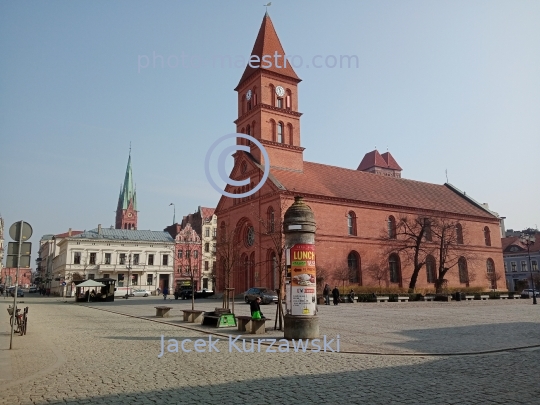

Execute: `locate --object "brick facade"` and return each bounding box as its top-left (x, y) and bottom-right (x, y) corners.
top-left (215, 13), bottom-right (505, 294)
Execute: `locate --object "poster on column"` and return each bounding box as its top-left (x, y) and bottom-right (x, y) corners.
top-left (290, 243), bottom-right (316, 316)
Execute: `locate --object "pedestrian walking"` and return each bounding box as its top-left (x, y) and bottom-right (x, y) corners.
top-left (332, 286), bottom-right (340, 306)
top-left (156, 287), bottom-right (161, 295)
top-left (250, 297), bottom-right (264, 319)
top-left (163, 287), bottom-right (168, 300)
top-left (348, 289), bottom-right (355, 303)
top-left (323, 284), bottom-right (331, 305)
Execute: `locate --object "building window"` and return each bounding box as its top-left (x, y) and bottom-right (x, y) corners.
top-left (213, 228), bottom-right (217, 238)
top-left (424, 219), bottom-right (432, 242)
top-left (74, 252), bottom-right (81, 265)
top-left (521, 261), bottom-right (527, 272)
top-left (163, 255), bottom-right (169, 266)
top-left (277, 98), bottom-right (283, 108)
top-left (511, 262), bottom-right (517, 272)
top-left (267, 207), bottom-right (275, 233)
top-left (103, 273), bottom-right (110, 279)
top-left (194, 250), bottom-right (198, 259)
top-left (148, 254), bottom-right (154, 266)
top-left (88, 273), bottom-right (95, 280)
top-left (388, 216), bottom-right (396, 239)
top-left (277, 122), bottom-right (284, 143)
top-left (458, 257), bottom-right (468, 284)
top-left (133, 254), bottom-right (139, 265)
top-left (178, 250), bottom-right (183, 259)
top-left (205, 243), bottom-right (210, 253)
top-left (205, 227), bottom-right (210, 238)
top-left (246, 226), bottom-right (255, 247)
top-left (347, 251), bottom-right (361, 284)
top-left (119, 253), bottom-right (126, 265)
top-left (486, 258), bottom-right (496, 289)
top-left (504, 262), bottom-right (508, 273)
top-left (456, 223), bottom-right (464, 244)
top-left (347, 211), bottom-right (357, 236)
top-left (203, 278), bottom-right (209, 289)
top-left (533, 260), bottom-right (538, 271)
top-left (132, 274), bottom-right (138, 285)
top-left (185, 250), bottom-right (190, 259)
top-left (147, 274), bottom-right (153, 285)
top-left (118, 273), bottom-right (124, 287)
top-left (104, 253), bottom-right (111, 265)
top-left (212, 243), bottom-right (216, 253)
top-left (389, 254), bottom-right (401, 284)
top-left (484, 226), bottom-right (491, 246)
top-left (426, 255), bottom-right (436, 283)
top-left (205, 261), bottom-right (209, 271)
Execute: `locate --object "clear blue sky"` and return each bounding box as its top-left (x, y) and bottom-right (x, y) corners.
top-left (1, 1), bottom-right (539, 255)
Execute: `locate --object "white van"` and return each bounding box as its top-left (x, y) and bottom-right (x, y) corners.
top-left (114, 287), bottom-right (133, 298)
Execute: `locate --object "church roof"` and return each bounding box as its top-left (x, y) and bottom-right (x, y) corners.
top-left (269, 161), bottom-right (497, 219)
top-left (357, 150), bottom-right (402, 171)
top-left (236, 13), bottom-right (300, 89)
top-left (72, 228), bottom-right (174, 242)
top-left (118, 152), bottom-right (137, 211)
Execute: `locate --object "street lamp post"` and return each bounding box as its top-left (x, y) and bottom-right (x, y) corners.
top-left (169, 203), bottom-right (175, 224)
top-left (126, 254), bottom-right (132, 299)
top-left (520, 233), bottom-right (537, 305)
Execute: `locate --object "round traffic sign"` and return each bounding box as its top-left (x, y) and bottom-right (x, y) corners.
top-left (9, 221), bottom-right (33, 241)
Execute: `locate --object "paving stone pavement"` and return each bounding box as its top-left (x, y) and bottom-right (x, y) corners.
top-left (1, 296), bottom-right (539, 404)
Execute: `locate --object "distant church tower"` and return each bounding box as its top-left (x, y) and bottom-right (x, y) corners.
top-left (115, 150), bottom-right (138, 230)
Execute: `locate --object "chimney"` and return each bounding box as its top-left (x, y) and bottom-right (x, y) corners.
top-left (98, 224), bottom-right (102, 235)
top-left (68, 228), bottom-right (72, 237)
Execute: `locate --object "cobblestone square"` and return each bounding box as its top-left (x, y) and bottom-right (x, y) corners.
top-left (1, 296), bottom-right (539, 404)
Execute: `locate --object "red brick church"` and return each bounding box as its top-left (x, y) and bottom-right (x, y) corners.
top-left (215, 13), bottom-right (504, 293)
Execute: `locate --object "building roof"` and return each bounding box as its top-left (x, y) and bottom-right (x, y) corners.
top-left (72, 228), bottom-right (174, 243)
top-left (54, 230), bottom-right (83, 238)
top-left (357, 150), bottom-right (402, 171)
top-left (502, 234), bottom-right (540, 253)
top-left (269, 161), bottom-right (497, 219)
top-left (200, 207), bottom-right (215, 222)
top-left (118, 152), bottom-right (137, 211)
top-left (236, 12), bottom-right (300, 89)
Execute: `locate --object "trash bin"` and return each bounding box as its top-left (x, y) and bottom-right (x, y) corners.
top-left (317, 296), bottom-right (325, 305)
top-left (455, 291), bottom-right (461, 301)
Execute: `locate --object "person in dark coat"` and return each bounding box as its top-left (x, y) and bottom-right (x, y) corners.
top-left (163, 287), bottom-right (168, 300)
top-left (332, 286), bottom-right (340, 306)
top-left (323, 284), bottom-right (331, 305)
top-left (250, 297), bottom-right (264, 319)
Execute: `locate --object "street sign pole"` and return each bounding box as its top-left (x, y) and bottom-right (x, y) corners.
top-left (9, 221), bottom-right (24, 350)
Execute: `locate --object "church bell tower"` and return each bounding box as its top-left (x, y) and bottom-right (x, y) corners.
top-left (234, 12), bottom-right (304, 172)
top-left (115, 149), bottom-right (138, 230)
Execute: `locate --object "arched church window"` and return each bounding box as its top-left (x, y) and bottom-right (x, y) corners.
top-left (277, 122), bottom-right (284, 143)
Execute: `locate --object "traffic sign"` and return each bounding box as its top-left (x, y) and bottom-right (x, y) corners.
top-left (6, 255), bottom-right (31, 268)
top-left (7, 242), bottom-right (32, 255)
top-left (62, 282), bottom-right (67, 286)
top-left (9, 221), bottom-right (33, 241)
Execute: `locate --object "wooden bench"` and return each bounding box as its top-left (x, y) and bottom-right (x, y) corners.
top-left (202, 308), bottom-right (236, 328)
top-left (464, 295), bottom-right (475, 301)
top-left (154, 306), bottom-right (172, 318)
top-left (375, 296), bottom-right (389, 302)
top-left (423, 295), bottom-right (435, 301)
top-left (236, 316), bottom-right (272, 334)
top-left (182, 309), bottom-right (204, 323)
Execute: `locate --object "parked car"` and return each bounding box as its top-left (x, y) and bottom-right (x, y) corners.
top-left (9, 288), bottom-right (24, 297)
top-left (29, 286), bottom-right (38, 293)
top-left (131, 289), bottom-right (150, 297)
top-left (520, 289), bottom-right (540, 298)
top-left (244, 287), bottom-right (278, 304)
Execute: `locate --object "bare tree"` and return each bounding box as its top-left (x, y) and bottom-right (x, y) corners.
top-left (215, 221), bottom-right (241, 309)
top-left (432, 217), bottom-right (470, 294)
top-left (316, 267), bottom-right (330, 291)
top-left (333, 266), bottom-right (353, 289)
top-left (365, 263), bottom-right (389, 288)
top-left (249, 199), bottom-right (292, 331)
top-left (381, 214), bottom-right (436, 291)
top-left (485, 270), bottom-right (502, 290)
